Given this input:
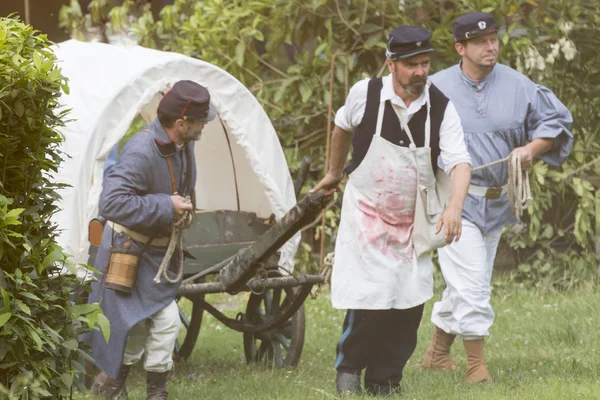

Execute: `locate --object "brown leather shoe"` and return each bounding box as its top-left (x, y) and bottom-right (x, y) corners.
top-left (91, 365), bottom-right (130, 399)
top-left (423, 325), bottom-right (457, 371)
top-left (146, 371), bottom-right (169, 400)
top-left (463, 339), bottom-right (492, 383)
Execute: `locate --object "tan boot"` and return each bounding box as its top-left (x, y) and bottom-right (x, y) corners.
top-left (423, 325), bottom-right (457, 370)
top-left (463, 339), bottom-right (492, 383)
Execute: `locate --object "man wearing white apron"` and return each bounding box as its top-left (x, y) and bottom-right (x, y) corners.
top-left (312, 25), bottom-right (472, 396)
top-left (423, 12), bottom-right (573, 383)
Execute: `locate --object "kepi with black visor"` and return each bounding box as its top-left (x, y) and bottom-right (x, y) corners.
top-left (453, 12), bottom-right (499, 42)
top-left (385, 25), bottom-right (434, 61)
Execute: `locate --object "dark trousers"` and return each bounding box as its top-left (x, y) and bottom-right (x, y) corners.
top-left (334, 304), bottom-right (425, 390)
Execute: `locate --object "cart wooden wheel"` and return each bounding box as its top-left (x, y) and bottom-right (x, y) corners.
top-left (243, 285), bottom-right (305, 368)
top-left (174, 294), bottom-right (205, 361)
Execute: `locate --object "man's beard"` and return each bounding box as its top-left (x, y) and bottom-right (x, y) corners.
top-left (182, 130), bottom-right (202, 142)
top-left (400, 77), bottom-right (427, 96)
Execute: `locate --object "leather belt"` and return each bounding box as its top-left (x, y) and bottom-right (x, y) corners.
top-left (468, 184), bottom-right (508, 200)
top-left (108, 222), bottom-right (170, 247)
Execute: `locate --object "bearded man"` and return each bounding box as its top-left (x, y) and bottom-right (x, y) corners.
top-left (311, 25), bottom-right (472, 396)
top-left (89, 80), bottom-right (216, 399)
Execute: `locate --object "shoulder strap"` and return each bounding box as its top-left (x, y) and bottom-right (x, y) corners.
top-left (367, 77), bottom-right (383, 102)
top-left (427, 83), bottom-right (449, 171)
top-left (165, 157), bottom-right (177, 194)
top-left (357, 77), bottom-right (383, 131)
top-left (345, 77), bottom-right (384, 176)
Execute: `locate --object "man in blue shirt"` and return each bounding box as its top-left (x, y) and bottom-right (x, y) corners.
top-left (423, 12), bottom-right (573, 383)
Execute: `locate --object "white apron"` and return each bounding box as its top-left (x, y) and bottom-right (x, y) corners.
top-left (331, 99), bottom-right (436, 310)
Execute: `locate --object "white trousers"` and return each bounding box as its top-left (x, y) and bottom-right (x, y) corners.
top-left (122, 300), bottom-right (181, 372)
top-left (431, 219), bottom-right (503, 339)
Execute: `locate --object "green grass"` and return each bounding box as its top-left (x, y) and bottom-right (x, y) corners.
top-left (76, 278), bottom-right (600, 399)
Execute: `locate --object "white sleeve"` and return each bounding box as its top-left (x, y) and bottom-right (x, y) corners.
top-left (439, 101), bottom-right (472, 174)
top-left (334, 78), bottom-right (370, 132)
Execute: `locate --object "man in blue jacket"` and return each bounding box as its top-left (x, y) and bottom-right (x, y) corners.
top-left (90, 80), bottom-right (216, 399)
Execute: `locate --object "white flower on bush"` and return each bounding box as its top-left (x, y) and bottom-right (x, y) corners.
top-left (516, 57), bottom-right (525, 73)
top-left (535, 53), bottom-right (546, 71)
top-left (558, 21), bottom-right (574, 35)
top-left (558, 37), bottom-right (577, 60)
top-left (522, 45), bottom-right (546, 72)
top-left (546, 42), bottom-right (561, 64)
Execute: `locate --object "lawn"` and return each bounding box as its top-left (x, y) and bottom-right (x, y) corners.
top-left (76, 276), bottom-right (600, 399)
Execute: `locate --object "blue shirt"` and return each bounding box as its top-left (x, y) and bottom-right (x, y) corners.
top-left (431, 63), bottom-right (573, 233)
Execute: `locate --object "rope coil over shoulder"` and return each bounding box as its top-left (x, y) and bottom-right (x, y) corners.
top-left (472, 151), bottom-right (532, 219)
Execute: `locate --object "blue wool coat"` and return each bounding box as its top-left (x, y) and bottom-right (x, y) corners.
top-left (88, 119), bottom-right (196, 379)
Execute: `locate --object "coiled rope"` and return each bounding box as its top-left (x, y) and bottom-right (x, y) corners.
top-left (471, 151), bottom-right (532, 219)
top-left (153, 196), bottom-right (195, 284)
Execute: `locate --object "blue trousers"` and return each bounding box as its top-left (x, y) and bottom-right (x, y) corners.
top-left (334, 304), bottom-right (424, 390)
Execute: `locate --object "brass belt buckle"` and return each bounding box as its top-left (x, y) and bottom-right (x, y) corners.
top-left (485, 187), bottom-right (503, 200)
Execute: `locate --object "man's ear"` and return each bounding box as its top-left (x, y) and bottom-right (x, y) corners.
top-left (455, 42), bottom-right (465, 56)
top-left (174, 118), bottom-right (186, 129)
top-left (386, 58), bottom-right (394, 75)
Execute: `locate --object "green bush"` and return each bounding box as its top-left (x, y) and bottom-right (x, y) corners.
top-left (59, 0), bottom-right (600, 290)
top-left (0, 17), bottom-right (108, 399)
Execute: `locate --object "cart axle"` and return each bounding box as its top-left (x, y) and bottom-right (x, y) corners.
top-left (177, 274), bottom-right (323, 295)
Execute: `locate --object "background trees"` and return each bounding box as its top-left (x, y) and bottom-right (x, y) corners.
top-left (59, 0), bottom-right (600, 289)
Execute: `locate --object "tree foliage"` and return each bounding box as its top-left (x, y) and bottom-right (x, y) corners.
top-left (59, 0), bottom-right (600, 290)
top-left (0, 17), bottom-right (108, 399)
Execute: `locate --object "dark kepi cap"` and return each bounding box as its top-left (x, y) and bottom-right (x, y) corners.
top-left (158, 80), bottom-right (217, 122)
top-left (453, 12), bottom-right (498, 42)
top-left (386, 25), bottom-right (434, 61)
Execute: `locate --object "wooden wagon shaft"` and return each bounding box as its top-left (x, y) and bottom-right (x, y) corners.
top-left (178, 274), bottom-right (324, 295)
top-left (216, 192), bottom-right (331, 293)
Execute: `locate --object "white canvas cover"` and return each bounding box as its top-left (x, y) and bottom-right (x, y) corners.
top-left (51, 39), bottom-right (299, 271)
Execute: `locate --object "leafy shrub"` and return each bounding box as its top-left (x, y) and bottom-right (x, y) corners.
top-left (0, 17), bottom-right (108, 399)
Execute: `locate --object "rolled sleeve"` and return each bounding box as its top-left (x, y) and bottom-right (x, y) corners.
top-left (333, 78), bottom-right (370, 132)
top-left (438, 101), bottom-right (472, 174)
top-left (526, 84), bottom-right (573, 166)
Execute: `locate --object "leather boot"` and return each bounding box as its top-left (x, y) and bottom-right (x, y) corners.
top-left (423, 325), bottom-right (457, 370)
top-left (335, 371), bottom-right (361, 396)
top-left (146, 371), bottom-right (169, 400)
top-left (91, 365), bottom-right (130, 399)
top-left (463, 339), bottom-right (492, 383)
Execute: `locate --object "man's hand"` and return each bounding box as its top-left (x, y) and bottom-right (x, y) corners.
top-left (436, 205), bottom-right (463, 244)
top-left (514, 138), bottom-right (553, 170)
top-left (310, 172), bottom-right (344, 196)
top-left (513, 146), bottom-right (534, 170)
top-left (171, 195), bottom-right (193, 220)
